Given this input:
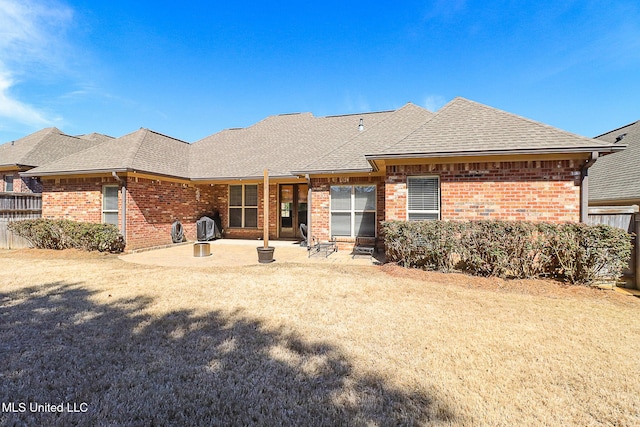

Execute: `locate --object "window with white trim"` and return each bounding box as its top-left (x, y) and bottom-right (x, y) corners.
top-left (229, 184), bottom-right (258, 228)
top-left (102, 185), bottom-right (119, 226)
top-left (3, 175), bottom-right (14, 192)
top-left (330, 185), bottom-right (376, 237)
top-left (407, 176), bottom-right (440, 220)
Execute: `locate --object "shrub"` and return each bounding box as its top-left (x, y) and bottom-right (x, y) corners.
top-left (382, 219), bottom-right (632, 285)
top-left (544, 223), bottom-right (632, 284)
top-left (8, 219), bottom-right (125, 253)
top-left (382, 220), bottom-right (461, 272)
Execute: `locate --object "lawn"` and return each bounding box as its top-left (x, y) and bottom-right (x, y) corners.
top-left (1, 249), bottom-right (639, 426)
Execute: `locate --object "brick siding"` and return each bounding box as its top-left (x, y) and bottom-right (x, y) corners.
top-left (1, 173), bottom-right (42, 193)
top-left (310, 176), bottom-right (385, 250)
top-left (385, 160), bottom-right (582, 222)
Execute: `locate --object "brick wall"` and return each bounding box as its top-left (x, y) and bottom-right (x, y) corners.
top-left (42, 176), bottom-right (217, 250)
top-left (1, 172), bottom-right (42, 193)
top-left (310, 176), bottom-right (385, 250)
top-left (385, 160), bottom-right (582, 222)
top-left (42, 177), bottom-right (110, 223)
top-left (124, 178), bottom-right (216, 249)
top-left (212, 183), bottom-right (278, 241)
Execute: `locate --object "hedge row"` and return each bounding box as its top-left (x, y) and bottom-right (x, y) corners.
top-left (8, 219), bottom-right (125, 253)
top-left (382, 220), bottom-right (632, 285)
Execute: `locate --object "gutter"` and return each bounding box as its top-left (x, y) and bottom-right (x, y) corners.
top-left (22, 168), bottom-right (129, 177)
top-left (364, 145), bottom-right (627, 161)
top-left (111, 172), bottom-right (127, 244)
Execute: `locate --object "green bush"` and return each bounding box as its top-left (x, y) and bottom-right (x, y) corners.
top-left (382, 220), bottom-right (632, 285)
top-left (8, 219), bottom-right (125, 253)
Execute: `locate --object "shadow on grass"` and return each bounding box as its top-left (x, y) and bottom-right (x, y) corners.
top-left (0, 282), bottom-right (456, 426)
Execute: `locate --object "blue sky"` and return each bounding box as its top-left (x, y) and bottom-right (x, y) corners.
top-left (1, 0), bottom-right (639, 144)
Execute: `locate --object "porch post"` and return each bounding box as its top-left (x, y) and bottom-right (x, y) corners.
top-left (263, 169), bottom-right (269, 247)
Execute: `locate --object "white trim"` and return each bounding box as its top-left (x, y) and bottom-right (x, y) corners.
top-left (329, 184), bottom-right (377, 238)
top-left (102, 185), bottom-right (119, 225)
top-left (406, 176), bottom-right (440, 221)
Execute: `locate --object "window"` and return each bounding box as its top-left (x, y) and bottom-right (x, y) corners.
top-left (229, 184), bottom-right (258, 228)
top-left (102, 186), bottom-right (119, 226)
top-left (4, 175), bottom-right (14, 192)
top-left (407, 176), bottom-right (440, 220)
top-left (330, 185), bottom-right (376, 237)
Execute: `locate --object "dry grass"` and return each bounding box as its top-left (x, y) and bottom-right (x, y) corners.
top-left (1, 249), bottom-right (639, 426)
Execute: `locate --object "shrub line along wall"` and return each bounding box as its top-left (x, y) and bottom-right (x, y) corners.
top-left (382, 220), bottom-right (632, 285)
top-left (39, 159), bottom-right (585, 251)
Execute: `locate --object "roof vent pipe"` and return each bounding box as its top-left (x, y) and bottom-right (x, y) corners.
top-left (358, 118), bottom-right (364, 132)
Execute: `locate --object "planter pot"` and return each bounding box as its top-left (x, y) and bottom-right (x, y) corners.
top-left (257, 246), bottom-right (275, 263)
top-left (193, 242), bottom-right (211, 257)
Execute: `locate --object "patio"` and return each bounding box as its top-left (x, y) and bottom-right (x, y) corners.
top-left (119, 239), bottom-right (384, 268)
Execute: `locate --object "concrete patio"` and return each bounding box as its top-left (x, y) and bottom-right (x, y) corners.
top-left (119, 239), bottom-right (384, 268)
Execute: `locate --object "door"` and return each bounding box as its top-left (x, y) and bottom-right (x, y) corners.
top-left (279, 184), bottom-right (308, 239)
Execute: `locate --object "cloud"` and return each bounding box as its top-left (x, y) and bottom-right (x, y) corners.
top-left (424, 95), bottom-right (446, 112)
top-left (0, 0), bottom-right (73, 129)
top-left (0, 72), bottom-right (52, 127)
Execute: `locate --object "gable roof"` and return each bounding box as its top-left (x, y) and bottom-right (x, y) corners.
top-left (295, 103), bottom-right (434, 174)
top-left (0, 127), bottom-right (107, 169)
top-left (10, 98), bottom-right (625, 182)
top-left (189, 109), bottom-right (396, 180)
top-left (589, 120), bottom-right (640, 203)
top-left (23, 128), bottom-right (190, 178)
top-left (367, 97), bottom-right (622, 161)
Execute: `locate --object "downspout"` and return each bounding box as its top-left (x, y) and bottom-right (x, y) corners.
top-left (305, 174), bottom-right (312, 248)
top-left (112, 172), bottom-right (127, 243)
top-left (580, 152), bottom-right (599, 223)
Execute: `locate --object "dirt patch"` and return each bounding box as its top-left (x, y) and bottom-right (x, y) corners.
top-left (380, 263), bottom-right (637, 305)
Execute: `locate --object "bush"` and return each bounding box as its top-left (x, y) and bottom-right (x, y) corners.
top-left (543, 223), bottom-right (632, 284)
top-left (8, 219), bottom-right (125, 253)
top-left (382, 219), bottom-right (632, 285)
top-left (383, 220), bottom-right (462, 272)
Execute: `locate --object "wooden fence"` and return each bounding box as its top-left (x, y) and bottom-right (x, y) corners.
top-left (0, 193), bottom-right (42, 249)
top-left (588, 205), bottom-right (640, 289)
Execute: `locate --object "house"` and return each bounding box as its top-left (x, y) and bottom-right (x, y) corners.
top-left (589, 120), bottom-right (640, 206)
top-left (4, 97), bottom-right (624, 251)
top-left (0, 127), bottom-right (112, 193)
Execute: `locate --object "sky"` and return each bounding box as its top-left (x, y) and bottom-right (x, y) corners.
top-left (0, 0), bottom-right (639, 144)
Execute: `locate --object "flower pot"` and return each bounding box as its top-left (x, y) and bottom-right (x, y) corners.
top-left (257, 246), bottom-right (275, 263)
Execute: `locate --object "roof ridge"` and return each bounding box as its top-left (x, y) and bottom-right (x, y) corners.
top-left (299, 103), bottom-right (428, 171)
top-left (324, 109), bottom-right (395, 118)
top-left (20, 127), bottom-right (65, 163)
top-left (145, 128), bottom-right (190, 145)
top-left (452, 97), bottom-right (598, 142)
top-left (125, 128), bottom-right (150, 166)
top-left (594, 120), bottom-right (640, 139)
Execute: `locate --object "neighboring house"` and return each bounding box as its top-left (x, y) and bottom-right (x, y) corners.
top-left (589, 120), bottom-right (640, 206)
top-left (0, 127), bottom-right (112, 193)
top-left (4, 97), bottom-right (623, 251)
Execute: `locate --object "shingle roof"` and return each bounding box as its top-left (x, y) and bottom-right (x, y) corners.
top-left (10, 98), bottom-right (623, 181)
top-left (295, 103), bottom-right (434, 173)
top-left (24, 128), bottom-right (191, 178)
top-left (76, 132), bottom-right (115, 143)
top-left (0, 127), bottom-right (105, 169)
top-left (589, 120), bottom-right (640, 202)
top-left (370, 97), bottom-right (619, 159)
top-left (189, 109), bottom-right (395, 179)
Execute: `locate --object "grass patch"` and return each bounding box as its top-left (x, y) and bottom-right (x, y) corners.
top-left (1, 250), bottom-right (639, 425)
